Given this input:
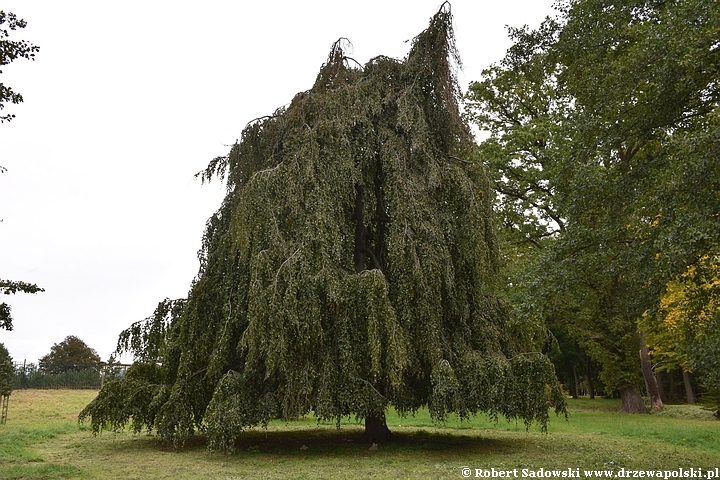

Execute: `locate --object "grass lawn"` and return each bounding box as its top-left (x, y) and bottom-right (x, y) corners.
top-left (0, 389), bottom-right (718, 479)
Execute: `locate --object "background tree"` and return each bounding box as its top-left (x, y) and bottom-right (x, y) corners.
top-left (555, 0), bottom-right (720, 280)
top-left (0, 343), bottom-right (12, 396)
top-left (465, 19), bottom-right (568, 249)
top-left (0, 342), bottom-right (11, 425)
top-left (81, 5), bottom-right (565, 450)
top-left (467, 0), bottom-right (719, 412)
top-left (554, 0), bottom-right (719, 410)
top-left (644, 255), bottom-right (720, 412)
top-left (39, 336), bottom-right (102, 375)
top-left (464, 18), bottom-right (595, 402)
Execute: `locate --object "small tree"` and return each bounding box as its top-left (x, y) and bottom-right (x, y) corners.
top-left (0, 343), bottom-right (12, 396)
top-left (39, 336), bottom-right (102, 374)
top-left (0, 342), bottom-right (12, 424)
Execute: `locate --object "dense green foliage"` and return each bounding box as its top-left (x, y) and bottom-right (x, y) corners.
top-left (467, 0), bottom-right (719, 411)
top-left (39, 336), bottom-right (102, 375)
top-left (81, 6), bottom-right (565, 450)
top-left (646, 255), bottom-right (720, 413)
top-left (0, 343), bottom-right (12, 396)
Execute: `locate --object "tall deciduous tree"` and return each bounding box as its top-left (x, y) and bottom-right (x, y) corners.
top-left (467, 16), bottom-right (652, 412)
top-left (465, 18), bottom-right (596, 403)
top-left (554, 0), bottom-right (719, 410)
top-left (468, 0), bottom-right (719, 412)
top-left (39, 336), bottom-right (102, 374)
top-left (80, 5), bottom-right (565, 450)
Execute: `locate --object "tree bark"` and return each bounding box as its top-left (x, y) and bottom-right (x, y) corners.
top-left (585, 355), bottom-right (595, 399)
top-left (670, 369), bottom-right (679, 400)
top-left (354, 180), bottom-right (394, 444)
top-left (639, 332), bottom-right (663, 410)
top-left (682, 369), bottom-right (696, 404)
top-left (571, 365), bottom-right (579, 398)
top-left (620, 385), bottom-right (647, 413)
top-left (362, 413), bottom-right (394, 443)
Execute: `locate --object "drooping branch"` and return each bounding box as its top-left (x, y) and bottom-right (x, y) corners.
top-left (80, 5), bottom-right (565, 450)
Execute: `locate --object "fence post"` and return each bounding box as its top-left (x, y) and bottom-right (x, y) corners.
top-left (0, 394), bottom-right (8, 424)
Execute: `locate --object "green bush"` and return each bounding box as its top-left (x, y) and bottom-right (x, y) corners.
top-left (0, 343), bottom-right (13, 395)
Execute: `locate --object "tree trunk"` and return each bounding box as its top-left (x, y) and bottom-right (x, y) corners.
top-left (362, 413), bottom-right (394, 443)
top-left (585, 355), bottom-right (595, 399)
top-left (655, 371), bottom-right (668, 403)
top-left (620, 385), bottom-right (647, 413)
top-left (682, 369), bottom-right (696, 404)
top-left (0, 394), bottom-right (8, 424)
top-left (639, 331), bottom-right (662, 410)
top-left (354, 181), bottom-right (393, 444)
top-left (670, 369), bottom-right (679, 401)
top-left (571, 365), bottom-right (579, 399)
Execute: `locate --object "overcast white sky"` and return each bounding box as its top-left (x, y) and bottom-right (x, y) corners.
top-left (1, 1), bottom-right (554, 364)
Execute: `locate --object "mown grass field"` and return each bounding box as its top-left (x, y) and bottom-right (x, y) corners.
top-left (0, 389), bottom-right (718, 479)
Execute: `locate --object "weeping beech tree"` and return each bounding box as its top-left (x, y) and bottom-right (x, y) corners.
top-left (80, 4), bottom-right (565, 450)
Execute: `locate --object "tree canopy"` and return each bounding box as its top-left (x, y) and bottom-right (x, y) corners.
top-left (80, 5), bottom-right (565, 450)
top-left (39, 336), bottom-right (102, 375)
top-left (466, 0), bottom-right (719, 412)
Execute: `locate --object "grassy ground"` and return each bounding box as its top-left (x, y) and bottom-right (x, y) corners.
top-left (0, 390), bottom-right (718, 479)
